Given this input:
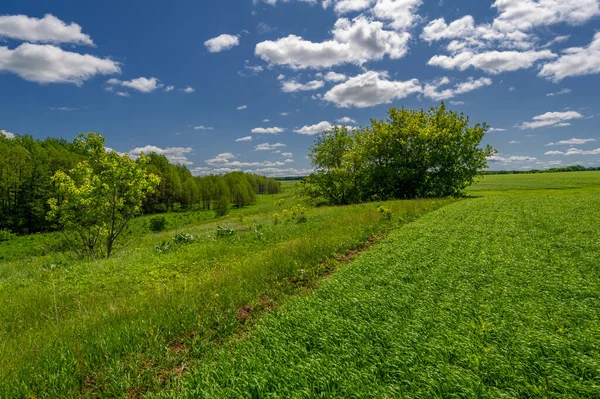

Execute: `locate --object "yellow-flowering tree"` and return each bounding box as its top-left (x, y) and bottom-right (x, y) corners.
top-left (48, 133), bottom-right (160, 258)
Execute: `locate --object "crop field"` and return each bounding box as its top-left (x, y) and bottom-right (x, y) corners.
top-left (1, 172), bottom-right (600, 398)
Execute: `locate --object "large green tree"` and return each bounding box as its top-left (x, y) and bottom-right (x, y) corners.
top-left (47, 133), bottom-right (160, 258)
top-left (305, 103), bottom-right (495, 204)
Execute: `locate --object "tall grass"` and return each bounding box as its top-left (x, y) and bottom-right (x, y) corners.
top-left (0, 182), bottom-right (450, 397)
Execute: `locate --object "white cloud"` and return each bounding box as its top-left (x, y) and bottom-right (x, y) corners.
top-left (255, 17), bottom-right (410, 69)
top-left (545, 147), bottom-right (600, 156)
top-left (542, 35), bottom-right (571, 48)
top-left (193, 125), bottom-right (215, 130)
top-left (449, 100), bottom-right (464, 105)
top-left (546, 138), bottom-right (597, 146)
top-left (337, 116), bottom-right (356, 124)
top-left (237, 105), bottom-right (248, 110)
top-left (324, 70), bottom-right (421, 107)
top-left (236, 136), bottom-right (253, 142)
top-left (371, 0), bottom-right (423, 31)
top-left (106, 77), bottom-right (163, 93)
top-left (539, 33), bottom-right (600, 82)
top-left (0, 43), bottom-right (120, 85)
top-left (519, 111), bottom-right (583, 129)
top-left (277, 74), bottom-right (286, 80)
top-left (281, 79), bottom-right (325, 92)
top-left (328, 0), bottom-right (373, 14)
top-left (281, 152), bottom-right (293, 157)
top-left (324, 71), bottom-right (347, 82)
top-left (205, 152), bottom-right (237, 165)
top-left (0, 130), bottom-right (15, 139)
top-left (428, 49), bottom-right (556, 74)
top-left (280, 112), bottom-right (290, 116)
top-left (423, 76), bottom-right (492, 100)
top-left (488, 154), bottom-right (537, 163)
top-left (263, 118), bottom-right (271, 122)
top-left (116, 91), bottom-right (130, 97)
top-left (165, 85), bottom-right (175, 92)
top-left (0, 14), bottom-right (93, 45)
top-left (251, 127), bottom-right (286, 134)
top-left (509, 140), bottom-right (521, 144)
top-left (488, 127), bottom-right (507, 132)
top-left (180, 86), bottom-right (195, 93)
top-left (255, 142), bottom-right (286, 151)
top-left (294, 121), bottom-right (334, 135)
top-left (204, 34), bottom-right (240, 53)
top-left (492, 0), bottom-right (600, 32)
top-left (129, 145), bottom-right (194, 165)
top-left (546, 88), bottom-right (571, 96)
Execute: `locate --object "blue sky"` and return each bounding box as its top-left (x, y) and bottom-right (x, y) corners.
top-left (1, 0), bottom-right (600, 175)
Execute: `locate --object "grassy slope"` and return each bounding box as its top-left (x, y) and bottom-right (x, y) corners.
top-left (159, 172), bottom-right (600, 398)
top-left (0, 182), bottom-right (452, 398)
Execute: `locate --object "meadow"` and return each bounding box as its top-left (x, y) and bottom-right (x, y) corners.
top-left (1, 172), bottom-right (600, 398)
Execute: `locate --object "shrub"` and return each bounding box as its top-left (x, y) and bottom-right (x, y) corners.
top-left (0, 229), bottom-right (16, 242)
top-left (216, 225), bottom-right (236, 238)
top-left (173, 232), bottom-right (196, 244)
top-left (377, 206), bottom-right (393, 221)
top-left (148, 216), bottom-right (167, 232)
top-left (154, 240), bottom-right (172, 254)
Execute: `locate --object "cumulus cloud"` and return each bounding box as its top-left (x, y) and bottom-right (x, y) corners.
top-left (337, 116), bottom-right (356, 123)
top-left (255, 142), bottom-right (286, 151)
top-left (251, 127), bottom-right (286, 134)
top-left (204, 34), bottom-right (240, 53)
top-left (518, 111), bottom-right (583, 129)
top-left (294, 121), bottom-right (334, 135)
top-left (324, 70), bottom-right (421, 107)
top-left (237, 105), bottom-right (248, 110)
top-left (0, 130), bottom-right (15, 139)
top-left (488, 154), bottom-right (537, 163)
top-left (423, 76), bottom-right (492, 100)
top-left (281, 152), bottom-right (293, 157)
top-left (106, 77), bottom-right (163, 93)
top-left (0, 14), bottom-right (93, 45)
top-left (427, 49), bottom-right (556, 74)
top-left (180, 86), bottom-right (195, 93)
top-left (545, 147), bottom-right (600, 156)
top-left (255, 17), bottom-right (410, 69)
top-left (281, 79), bottom-right (325, 92)
top-left (0, 43), bottom-right (120, 85)
top-left (193, 125), bottom-right (215, 130)
top-left (324, 71), bottom-right (347, 82)
top-left (488, 127), bottom-right (507, 132)
top-left (205, 152), bottom-right (237, 165)
top-left (545, 138), bottom-right (597, 146)
top-left (492, 0), bottom-right (600, 32)
top-left (129, 145), bottom-right (194, 165)
top-left (236, 136), bottom-right (253, 142)
top-left (164, 85), bottom-right (175, 92)
top-left (538, 33), bottom-right (600, 82)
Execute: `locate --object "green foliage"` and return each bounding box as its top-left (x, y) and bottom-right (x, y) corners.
top-left (377, 205), bottom-right (392, 220)
top-left (47, 133), bottom-right (160, 258)
top-left (148, 216), bottom-right (168, 233)
top-left (0, 229), bottom-right (16, 242)
top-left (154, 240), bottom-right (172, 254)
top-left (215, 225), bottom-right (236, 238)
top-left (173, 232), bottom-right (196, 245)
top-left (304, 103), bottom-right (495, 204)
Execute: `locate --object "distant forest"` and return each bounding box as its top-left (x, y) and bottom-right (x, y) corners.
top-left (486, 165), bottom-right (600, 174)
top-left (0, 133), bottom-right (280, 234)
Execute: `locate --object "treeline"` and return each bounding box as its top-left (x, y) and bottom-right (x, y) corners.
top-left (486, 165), bottom-right (600, 174)
top-left (0, 132), bottom-right (280, 234)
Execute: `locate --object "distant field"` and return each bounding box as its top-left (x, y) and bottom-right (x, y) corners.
top-left (156, 172), bottom-right (600, 398)
top-left (468, 171), bottom-right (600, 195)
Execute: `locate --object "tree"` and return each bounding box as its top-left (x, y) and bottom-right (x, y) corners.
top-left (304, 103), bottom-right (495, 204)
top-left (47, 133), bottom-right (160, 258)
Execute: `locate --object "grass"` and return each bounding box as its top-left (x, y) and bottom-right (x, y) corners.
top-left (0, 182), bottom-right (451, 398)
top-left (148, 172), bottom-right (600, 398)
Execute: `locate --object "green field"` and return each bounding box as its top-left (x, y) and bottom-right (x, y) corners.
top-left (2, 172), bottom-right (600, 398)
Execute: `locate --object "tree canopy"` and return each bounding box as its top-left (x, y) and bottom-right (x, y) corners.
top-left (304, 104), bottom-right (495, 204)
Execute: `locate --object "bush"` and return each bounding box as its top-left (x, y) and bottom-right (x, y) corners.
top-left (148, 216), bottom-right (167, 232)
top-left (154, 240), bottom-right (172, 254)
top-left (216, 225), bottom-right (236, 238)
top-left (304, 103), bottom-right (495, 204)
top-left (173, 232), bottom-right (196, 244)
top-left (0, 229), bottom-right (16, 242)
top-left (377, 206), bottom-right (392, 221)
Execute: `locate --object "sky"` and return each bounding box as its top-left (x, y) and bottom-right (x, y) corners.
top-left (1, 0), bottom-right (600, 175)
